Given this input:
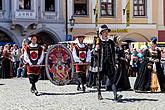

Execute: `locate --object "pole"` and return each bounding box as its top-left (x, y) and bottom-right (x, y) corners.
top-left (94, 0), bottom-right (102, 99)
top-left (65, 0), bottom-right (68, 35)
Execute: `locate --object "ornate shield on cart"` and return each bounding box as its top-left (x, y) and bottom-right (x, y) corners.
top-left (45, 44), bottom-right (74, 86)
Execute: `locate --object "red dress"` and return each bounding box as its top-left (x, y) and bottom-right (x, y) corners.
top-left (1, 50), bottom-right (13, 78)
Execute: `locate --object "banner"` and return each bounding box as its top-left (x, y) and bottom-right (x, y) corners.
top-left (126, 0), bottom-right (130, 27)
top-left (95, 0), bottom-right (99, 27)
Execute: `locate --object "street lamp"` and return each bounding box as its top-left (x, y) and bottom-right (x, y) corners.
top-left (69, 15), bottom-right (75, 26)
top-left (69, 15), bottom-right (75, 32)
top-left (123, 9), bottom-right (126, 15)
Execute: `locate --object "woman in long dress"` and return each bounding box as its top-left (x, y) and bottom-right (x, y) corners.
top-left (114, 36), bottom-right (131, 91)
top-left (106, 36), bottom-right (131, 91)
top-left (1, 44), bottom-right (13, 78)
top-left (134, 38), bottom-right (165, 92)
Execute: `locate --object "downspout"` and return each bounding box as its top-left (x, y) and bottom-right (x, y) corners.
top-left (65, 0), bottom-right (68, 36)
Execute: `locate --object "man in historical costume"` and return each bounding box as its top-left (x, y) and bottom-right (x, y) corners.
top-left (72, 35), bottom-right (91, 92)
top-left (24, 34), bottom-right (44, 95)
top-left (90, 25), bottom-right (123, 101)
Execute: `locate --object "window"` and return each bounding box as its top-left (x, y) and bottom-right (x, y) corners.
top-left (0, 0), bottom-right (2, 10)
top-left (19, 0), bottom-right (31, 10)
top-left (74, 0), bottom-right (88, 16)
top-left (100, 0), bottom-right (114, 16)
top-left (45, 0), bottom-right (55, 12)
top-left (133, 0), bottom-right (146, 16)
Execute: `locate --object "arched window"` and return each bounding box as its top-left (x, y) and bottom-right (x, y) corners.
top-left (19, 0), bottom-right (31, 10)
top-left (45, 0), bottom-right (55, 12)
top-left (100, 0), bottom-right (115, 16)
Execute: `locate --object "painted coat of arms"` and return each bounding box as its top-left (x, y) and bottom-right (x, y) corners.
top-left (45, 44), bottom-right (74, 85)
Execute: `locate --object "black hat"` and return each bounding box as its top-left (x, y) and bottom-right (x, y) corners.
top-left (151, 37), bottom-right (157, 44)
top-left (99, 24), bottom-right (111, 34)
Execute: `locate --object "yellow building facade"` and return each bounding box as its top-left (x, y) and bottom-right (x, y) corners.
top-left (157, 0), bottom-right (165, 42)
top-left (66, 0), bottom-right (159, 48)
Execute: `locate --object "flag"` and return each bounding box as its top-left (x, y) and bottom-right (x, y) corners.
top-left (95, 0), bottom-right (99, 27)
top-left (126, 0), bottom-right (130, 27)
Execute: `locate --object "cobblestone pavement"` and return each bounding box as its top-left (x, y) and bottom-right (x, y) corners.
top-left (0, 77), bottom-right (165, 110)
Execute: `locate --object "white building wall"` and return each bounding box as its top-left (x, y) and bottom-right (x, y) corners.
top-left (147, 0), bottom-right (152, 23)
top-left (0, 0), bottom-right (65, 47)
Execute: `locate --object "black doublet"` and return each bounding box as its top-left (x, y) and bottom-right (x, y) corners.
top-left (101, 41), bottom-right (113, 63)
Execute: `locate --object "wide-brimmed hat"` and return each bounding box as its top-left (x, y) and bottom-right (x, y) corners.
top-left (76, 34), bottom-right (86, 39)
top-left (99, 24), bottom-right (111, 35)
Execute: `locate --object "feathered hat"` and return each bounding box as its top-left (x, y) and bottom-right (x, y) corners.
top-left (151, 37), bottom-right (157, 44)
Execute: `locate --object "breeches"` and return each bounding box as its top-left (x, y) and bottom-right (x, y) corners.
top-left (78, 72), bottom-right (86, 85)
top-left (100, 62), bottom-right (115, 84)
top-left (29, 74), bottom-right (39, 84)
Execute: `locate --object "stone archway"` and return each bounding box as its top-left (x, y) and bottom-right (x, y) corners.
top-left (28, 28), bottom-right (61, 46)
top-left (121, 33), bottom-right (150, 49)
top-left (0, 28), bottom-right (18, 46)
top-left (37, 31), bottom-right (57, 45)
top-left (122, 33), bottom-right (150, 42)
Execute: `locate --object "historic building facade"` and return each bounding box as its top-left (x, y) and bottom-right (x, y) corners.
top-left (0, 0), bottom-right (163, 47)
top-left (66, 0), bottom-right (159, 47)
top-left (158, 0), bottom-right (165, 42)
top-left (0, 0), bottom-right (65, 46)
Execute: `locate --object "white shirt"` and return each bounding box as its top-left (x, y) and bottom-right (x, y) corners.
top-left (72, 43), bottom-right (91, 63)
top-left (95, 35), bottom-right (110, 51)
top-left (100, 35), bottom-right (109, 41)
top-left (24, 43), bottom-right (44, 66)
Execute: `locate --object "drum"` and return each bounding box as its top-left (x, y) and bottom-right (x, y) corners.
top-left (45, 44), bottom-right (74, 86)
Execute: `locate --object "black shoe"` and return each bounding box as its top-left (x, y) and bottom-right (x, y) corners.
top-left (34, 89), bottom-right (38, 96)
top-left (114, 94), bottom-right (123, 102)
top-left (30, 86), bottom-right (35, 93)
top-left (33, 85), bottom-right (38, 95)
top-left (98, 94), bottom-right (103, 100)
top-left (82, 86), bottom-right (86, 93)
top-left (77, 86), bottom-right (81, 91)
